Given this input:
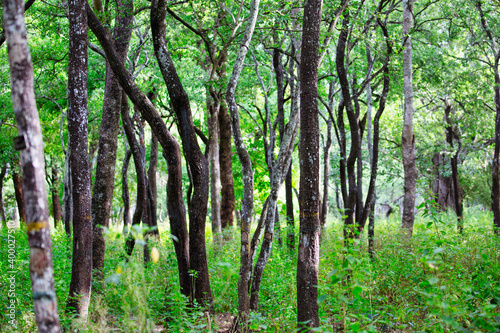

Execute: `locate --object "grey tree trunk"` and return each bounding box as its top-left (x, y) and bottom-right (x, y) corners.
top-left (207, 94), bottom-right (222, 244)
top-left (62, 147), bottom-right (72, 236)
top-left (3, 0), bottom-right (62, 328)
top-left (66, 0), bottom-right (92, 317)
top-left (401, 0), bottom-right (417, 235)
top-left (224, 0), bottom-right (260, 320)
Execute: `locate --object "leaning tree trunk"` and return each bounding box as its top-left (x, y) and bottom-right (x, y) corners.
top-left (401, 0), bottom-right (417, 236)
top-left (297, 0), bottom-right (322, 330)
top-left (66, 0), bottom-right (92, 317)
top-left (86, 3), bottom-right (192, 299)
top-left (4, 0), bottom-right (62, 329)
top-left (91, 0), bottom-right (133, 280)
top-left (151, 0), bottom-right (212, 306)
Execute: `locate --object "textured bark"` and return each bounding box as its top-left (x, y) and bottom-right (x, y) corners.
top-left (219, 103), bottom-right (235, 230)
top-left (66, 0), bottom-right (92, 317)
top-left (87, 4), bottom-right (191, 298)
top-left (297, 0), bottom-right (322, 329)
top-left (151, 0), bottom-right (211, 306)
top-left (62, 148), bottom-right (72, 236)
top-left (0, 164), bottom-right (7, 227)
top-left (91, 0), bottom-right (133, 279)
top-left (320, 82), bottom-right (334, 228)
top-left (207, 94), bottom-right (222, 244)
top-left (4, 0), bottom-right (62, 329)
top-left (476, 0), bottom-right (500, 233)
top-left (224, 0), bottom-right (260, 319)
top-left (432, 153), bottom-right (454, 210)
top-left (121, 147), bottom-right (132, 227)
top-left (12, 162), bottom-right (27, 224)
top-left (122, 98), bottom-right (147, 257)
top-left (51, 166), bottom-right (62, 228)
top-left (401, 0), bottom-right (417, 235)
top-left (147, 131), bottom-right (159, 234)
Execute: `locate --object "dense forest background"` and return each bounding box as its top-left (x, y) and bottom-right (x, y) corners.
top-left (1, 0), bottom-right (500, 332)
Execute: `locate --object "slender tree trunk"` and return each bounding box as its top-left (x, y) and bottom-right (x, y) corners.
top-left (207, 94), bottom-right (222, 244)
top-left (51, 166), bottom-right (62, 228)
top-left (297, 0), bottom-right (322, 329)
top-left (91, 0), bottom-right (133, 279)
top-left (401, 0), bottom-right (417, 236)
top-left (122, 98), bottom-right (147, 257)
top-left (151, 0), bottom-right (212, 306)
top-left (63, 148), bottom-right (72, 236)
top-left (12, 161), bottom-right (27, 224)
top-left (147, 132), bottom-right (159, 235)
top-left (0, 164), bottom-right (6, 227)
top-left (219, 102), bottom-right (235, 230)
top-left (5, 0), bottom-right (62, 328)
top-left (320, 82), bottom-right (334, 228)
top-left (122, 147), bottom-right (132, 228)
top-left (492, 65), bottom-right (500, 233)
top-left (86, 3), bottom-right (192, 299)
top-left (66, 0), bottom-right (92, 317)
top-left (223, 0), bottom-right (260, 320)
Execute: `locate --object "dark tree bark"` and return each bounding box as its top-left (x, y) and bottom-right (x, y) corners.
top-left (401, 0), bottom-right (417, 236)
top-left (219, 103), bottom-right (235, 230)
top-left (12, 160), bottom-right (27, 224)
top-left (5, 0), bottom-right (63, 328)
top-left (147, 130), bottom-right (159, 235)
top-left (51, 166), bottom-right (62, 228)
top-left (122, 97), bottom-right (147, 257)
top-left (87, 3), bottom-right (191, 298)
top-left (62, 148), bottom-right (72, 236)
top-left (151, 0), bottom-right (212, 306)
top-left (91, 0), bottom-right (133, 280)
top-left (0, 164), bottom-right (7, 227)
top-left (66, 0), bottom-right (92, 317)
top-left (297, 0), bottom-right (322, 329)
top-left (122, 147), bottom-right (132, 227)
top-left (320, 82), bottom-right (335, 228)
top-left (475, 0), bottom-right (500, 233)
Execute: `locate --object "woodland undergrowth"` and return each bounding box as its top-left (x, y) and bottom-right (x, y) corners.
top-left (0, 206), bottom-right (499, 332)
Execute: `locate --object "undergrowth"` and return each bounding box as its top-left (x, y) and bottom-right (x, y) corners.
top-left (0, 205), bottom-right (499, 332)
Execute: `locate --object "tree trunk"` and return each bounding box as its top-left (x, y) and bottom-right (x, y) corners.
top-left (147, 131), bottom-right (159, 235)
top-left (51, 166), bottom-right (62, 228)
top-left (401, 0), bottom-right (417, 236)
top-left (219, 102), bottom-right (235, 230)
top-left (297, 0), bottom-right (322, 329)
top-left (12, 161), bottom-right (27, 224)
top-left (320, 81), bottom-right (334, 228)
top-left (122, 100), bottom-right (147, 257)
top-left (91, 0), bottom-right (133, 280)
top-left (122, 147), bottom-right (132, 228)
top-left (87, 3), bottom-right (191, 299)
top-left (151, 0), bottom-right (212, 307)
top-left (207, 93), bottom-right (222, 244)
top-left (62, 148), bottom-right (72, 236)
top-left (66, 0), bottom-right (92, 317)
top-left (4, 0), bottom-right (62, 328)
top-left (224, 0), bottom-right (260, 320)
top-left (492, 65), bottom-right (500, 233)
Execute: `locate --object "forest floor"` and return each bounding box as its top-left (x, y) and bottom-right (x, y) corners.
top-left (0, 205), bottom-right (499, 332)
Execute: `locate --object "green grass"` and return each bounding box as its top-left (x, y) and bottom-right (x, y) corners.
top-left (0, 206), bottom-right (499, 332)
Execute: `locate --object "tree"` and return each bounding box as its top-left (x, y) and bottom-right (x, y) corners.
top-left (401, 0), bottom-right (417, 235)
top-left (91, 0), bottom-right (133, 280)
top-left (297, 0), bottom-right (322, 329)
top-left (66, 0), bottom-right (92, 317)
top-left (3, 0), bottom-right (62, 328)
